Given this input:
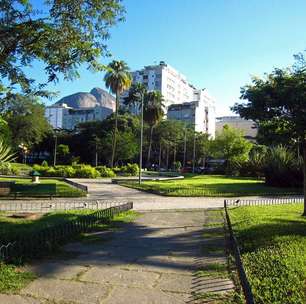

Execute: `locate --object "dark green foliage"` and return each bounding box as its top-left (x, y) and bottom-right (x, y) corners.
top-left (2, 95), bottom-right (51, 149)
top-left (264, 145), bottom-right (303, 187)
top-left (1, 0), bottom-right (125, 99)
top-left (96, 166), bottom-right (116, 177)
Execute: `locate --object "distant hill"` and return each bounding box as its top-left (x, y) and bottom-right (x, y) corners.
top-left (54, 88), bottom-right (115, 110)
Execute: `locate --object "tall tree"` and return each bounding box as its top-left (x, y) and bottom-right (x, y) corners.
top-left (210, 125), bottom-right (252, 173)
top-left (0, 0), bottom-right (125, 100)
top-left (143, 91), bottom-right (164, 167)
top-left (123, 82), bottom-right (147, 113)
top-left (104, 60), bottom-right (132, 167)
top-left (232, 66), bottom-right (306, 215)
top-left (2, 94), bottom-right (51, 149)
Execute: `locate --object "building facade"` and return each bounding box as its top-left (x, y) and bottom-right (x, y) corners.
top-left (167, 89), bottom-right (215, 137)
top-left (62, 106), bottom-right (113, 130)
top-left (215, 116), bottom-right (257, 140)
top-left (45, 88), bottom-right (115, 130)
top-left (124, 61), bottom-right (216, 136)
top-left (126, 61), bottom-right (195, 110)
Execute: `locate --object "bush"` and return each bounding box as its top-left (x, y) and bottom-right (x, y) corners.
top-left (0, 163), bottom-right (12, 175)
top-left (124, 163), bottom-right (139, 176)
top-left (96, 166), bottom-right (116, 177)
top-left (115, 163), bottom-right (139, 176)
top-left (264, 145), bottom-right (303, 187)
top-left (41, 160), bottom-right (48, 167)
top-left (74, 165), bottom-right (100, 178)
top-left (32, 164), bottom-right (49, 176)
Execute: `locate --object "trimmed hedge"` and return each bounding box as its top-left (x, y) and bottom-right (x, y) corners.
top-left (31, 164), bottom-right (139, 178)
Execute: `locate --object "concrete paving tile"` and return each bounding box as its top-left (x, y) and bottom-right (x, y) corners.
top-left (21, 278), bottom-right (110, 304)
top-left (28, 262), bottom-right (88, 279)
top-left (103, 286), bottom-right (189, 304)
top-left (80, 266), bottom-right (159, 287)
top-left (156, 273), bottom-right (193, 293)
top-left (0, 294), bottom-right (44, 304)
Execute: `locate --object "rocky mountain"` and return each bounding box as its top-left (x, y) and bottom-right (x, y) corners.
top-left (54, 88), bottom-right (115, 110)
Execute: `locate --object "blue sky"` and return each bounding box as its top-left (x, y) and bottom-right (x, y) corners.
top-left (32, 0), bottom-right (306, 116)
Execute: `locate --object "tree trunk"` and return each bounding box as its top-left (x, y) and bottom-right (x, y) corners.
top-left (111, 91), bottom-right (119, 168)
top-left (303, 139), bottom-right (306, 216)
top-left (146, 125), bottom-right (154, 168)
top-left (158, 141), bottom-right (162, 170)
top-left (166, 145), bottom-right (169, 170)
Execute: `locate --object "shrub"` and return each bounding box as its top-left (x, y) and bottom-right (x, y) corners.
top-left (115, 163), bottom-right (139, 176)
top-left (96, 166), bottom-right (116, 178)
top-left (41, 160), bottom-right (48, 167)
top-left (264, 145), bottom-right (303, 187)
top-left (32, 164), bottom-right (49, 176)
top-left (124, 163), bottom-right (139, 176)
top-left (74, 165), bottom-right (100, 178)
top-left (0, 163), bottom-right (12, 175)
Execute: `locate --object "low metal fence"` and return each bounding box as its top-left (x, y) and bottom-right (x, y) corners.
top-left (225, 196), bottom-right (303, 207)
top-left (0, 202), bottom-right (133, 262)
top-left (224, 200), bottom-right (254, 304)
top-left (0, 200), bottom-right (130, 212)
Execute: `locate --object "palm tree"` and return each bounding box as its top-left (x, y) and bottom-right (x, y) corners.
top-left (104, 60), bottom-right (132, 167)
top-left (123, 83), bottom-right (147, 113)
top-left (143, 91), bottom-right (164, 168)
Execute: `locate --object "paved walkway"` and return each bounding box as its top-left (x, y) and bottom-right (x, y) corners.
top-left (68, 178), bottom-right (227, 210)
top-left (1, 210), bottom-right (235, 304)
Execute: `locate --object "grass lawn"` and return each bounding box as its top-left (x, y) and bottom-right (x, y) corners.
top-left (229, 203), bottom-right (306, 304)
top-left (121, 175), bottom-right (302, 197)
top-left (0, 209), bottom-right (138, 293)
top-left (0, 177), bottom-right (85, 197)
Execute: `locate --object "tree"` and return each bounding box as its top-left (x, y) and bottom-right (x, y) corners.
top-left (232, 66), bottom-right (306, 215)
top-left (210, 125), bottom-right (252, 173)
top-left (2, 95), bottom-right (51, 149)
top-left (154, 120), bottom-right (185, 169)
top-left (104, 60), bottom-right (132, 167)
top-left (0, 0), bottom-right (125, 100)
top-left (143, 91), bottom-right (164, 167)
top-left (123, 83), bottom-right (147, 113)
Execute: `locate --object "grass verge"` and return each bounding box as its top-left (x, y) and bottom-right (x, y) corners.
top-left (0, 177), bottom-right (85, 197)
top-left (120, 175), bottom-right (301, 197)
top-left (229, 203), bottom-right (306, 304)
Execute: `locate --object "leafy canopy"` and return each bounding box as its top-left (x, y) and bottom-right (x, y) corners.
top-left (211, 124), bottom-right (253, 163)
top-left (232, 67), bottom-right (306, 139)
top-left (0, 0), bottom-right (125, 100)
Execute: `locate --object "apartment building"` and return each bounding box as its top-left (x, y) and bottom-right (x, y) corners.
top-left (167, 89), bottom-right (215, 137)
top-left (216, 116), bottom-right (257, 140)
top-left (124, 61), bottom-right (216, 136)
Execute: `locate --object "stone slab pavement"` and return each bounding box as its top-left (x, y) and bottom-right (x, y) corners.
top-left (0, 210), bottom-right (235, 304)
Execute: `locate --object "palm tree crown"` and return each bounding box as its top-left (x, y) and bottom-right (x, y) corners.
top-left (104, 60), bottom-right (132, 97)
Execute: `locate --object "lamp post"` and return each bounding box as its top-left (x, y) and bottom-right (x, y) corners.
top-left (192, 130), bottom-right (196, 173)
top-left (53, 134), bottom-right (57, 166)
top-left (138, 92), bottom-right (144, 184)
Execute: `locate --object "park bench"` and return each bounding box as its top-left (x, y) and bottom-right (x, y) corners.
top-left (10, 183), bottom-right (57, 200)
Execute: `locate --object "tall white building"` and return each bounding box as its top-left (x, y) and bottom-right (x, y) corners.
top-left (127, 61), bottom-right (195, 110)
top-left (125, 61), bottom-right (216, 136)
top-left (167, 89), bottom-right (215, 137)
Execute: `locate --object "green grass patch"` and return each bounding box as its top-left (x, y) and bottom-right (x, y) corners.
top-left (229, 203), bottom-right (306, 304)
top-left (121, 175), bottom-right (302, 197)
top-left (0, 177), bottom-right (85, 197)
top-left (0, 263), bottom-right (36, 294)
